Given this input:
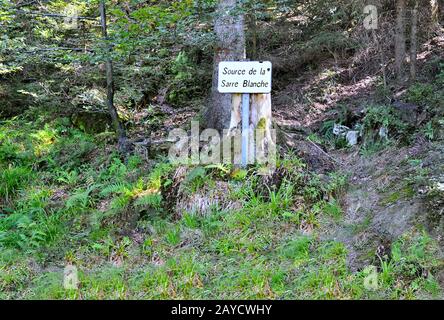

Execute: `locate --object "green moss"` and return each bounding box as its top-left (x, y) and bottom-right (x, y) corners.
top-left (256, 117), bottom-right (267, 130)
top-left (380, 185), bottom-right (415, 206)
top-left (351, 214), bottom-right (372, 235)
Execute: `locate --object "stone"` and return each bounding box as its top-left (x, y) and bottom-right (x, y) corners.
top-left (346, 130), bottom-right (359, 146)
top-left (333, 123), bottom-right (350, 136)
top-left (71, 111), bottom-right (113, 134)
top-left (379, 126), bottom-right (388, 139)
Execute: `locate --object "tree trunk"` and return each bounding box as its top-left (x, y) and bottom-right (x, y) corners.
top-left (440, 0), bottom-right (444, 23)
top-left (249, 93), bottom-right (275, 169)
top-left (431, 0), bottom-right (440, 26)
top-left (99, 1), bottom-right (127, 154)
top-left (249, 12), bottom-right (258, 60)
top-left (395, 0), bottom-right (406, 82)
top-left (410, 0), bottom-right (418, 82)
top-left (205, 0), bottom-right (246, 132)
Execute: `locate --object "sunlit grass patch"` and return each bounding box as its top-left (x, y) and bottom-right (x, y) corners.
top-left (31, 125), bottom-right (58, 157)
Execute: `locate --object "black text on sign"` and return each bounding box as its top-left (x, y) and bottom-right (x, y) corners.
top-left (218, 61), bottom-right (272, 93)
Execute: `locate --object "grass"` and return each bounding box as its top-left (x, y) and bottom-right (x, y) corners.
top-left (0, 113), bottom-right (442, 300)
top-left (380, 185), bottom-right (416, 206)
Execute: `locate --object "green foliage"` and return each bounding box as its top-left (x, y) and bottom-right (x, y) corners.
top-left (50, 130), bottom-right (96, 170)
top-left (0, 141), bottom-right (22, 164)
top-left (165, 226), bottom-right (181, 246)
top-left (362, 105), bottom-right (403, 132)
top-left (376, 230), bottom-right (443, 297)
top-left (322, 199), bottom-right (342, 219)
top-left (55, 169), bottom-right (79, 186)
top-left (359, 105), bottom-right (405, 156)
top-left (147, 162), bottom-right (174, 190)
top-left (1, 0), bottom-right (443, 301)
top-left (182, 212), bottom-right (199, 229)
top-left (319, 119), bottom-right (336, 141)
top-left (0, 187), bottom-right (62, 250)
top-left (167, 51), bottom-right (211, 106)
top-left (134, 192), bottom-right (163, 210)
top-left (280, 236), bottom-right (312, 261)
top-left (0, 167), bottom-right (32, 201)
top-left (66, 186), bottom-right (95, 211)
top-left (436, 63), bottom-right (444, 86)
top-left (267, 180), bottom-right (294, 216)
top-left (407, 83), bottom-right (435, 106)
top-left (319, 120), bottom-right (348, 149)
top-left (422, 121), bottom-right (435, 141)
top-left (182, 166), bottom-right (207, 192)
top-left (303, 31), bottom-right (356, 57)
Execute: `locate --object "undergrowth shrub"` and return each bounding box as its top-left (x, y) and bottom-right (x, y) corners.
top-left (0, 167), bottom-right (33, 202)
top-left (406, 83), bottom-right (436, 106)
top-left (50, 129), bottom-right (95, 170)
top-left (359, 105), bottom-right (406, 155)
top-left (0, 187), bottom-right (63, 249)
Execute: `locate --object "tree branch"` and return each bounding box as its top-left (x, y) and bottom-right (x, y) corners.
top-left (5, 9), bottom-right (98, 21)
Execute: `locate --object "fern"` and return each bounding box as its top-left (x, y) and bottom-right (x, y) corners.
top-left (99, 182), bottom-right (131, 196)
top-left (66, 186), bottom-right (96, 210)
top-left (147, 162), bottom-right (174, 189)
top-left (110, 194), bottom-right (132, 210)
top-left (134, 193), bottom-right (162, 209)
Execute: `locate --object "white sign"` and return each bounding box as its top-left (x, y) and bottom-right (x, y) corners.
top-left (218, 61), bottom-right (272, 93)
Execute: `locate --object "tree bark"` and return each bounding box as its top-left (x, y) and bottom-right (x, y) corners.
top-left (410, 0), bottom-right (418, 82)
top-left (395, 0), bottom-right (406, 83)
top-left (249, 12), bottom-right (258, 60)
top-left (204, 0), bottom-right (246, 132)
top-left (440, 0), bottom-right (444, 23)
top-left (99, 1), bottom-right (127, 155)
top-left (431, 0), bottom-right (439, 25)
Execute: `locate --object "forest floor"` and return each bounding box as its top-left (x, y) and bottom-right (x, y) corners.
top-left (1, 37), bottom-right (443, 299)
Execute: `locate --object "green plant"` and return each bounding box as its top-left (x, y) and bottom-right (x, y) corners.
top-left (55, 169), bottom-right (79, 186)
top-left (165, 227), bottom-right (181, 246)
top-left (407, 83), bottom-right (434, 105)
top-left (141, 238), bottom-right (153, 256)
top-left (436, 63), bottom-right (444, 86)
top-left (280, 236), bottom-right (312, 262)
top-left (423, 121), bottom-right (435, 141)
top-left (303, 175), bottom-right (323, 202)
top-left (0, 205), bottom-right (63, 250)
top-left (134, 192), bottom-right (163, 210)
top-left (183, 166), bottom-right (207, 192)
top-left (230, 168), bottom-right (248, 181)
top-left (379, 259), bottom-right (395, 286)
top-left (359, 104), bottom-right (407, 156)
top-left (0, 166), bottom-right (33, 201)
top-left (360, 140), bottom-right (389, 157)
top-left (205, 163), bottom-right (231, 178)
top-left (322, 199), bottom-right (342, 219)
top-left (182, 212), bottom-right (199, 229)
top-left (267, 181), bottom-right (293, 216)
top-left (66, 186), bottom-right (95, 211)
top-left (362, 105), bottom-right (404, 132)
top-left (114, 237), bottom-right (132, 260)
top-left (0, 141), bottom-right (23, 165)
top-left (147, 162), bottom-right (174, 190)
top-left (326, 172), bottom-right (348, 197)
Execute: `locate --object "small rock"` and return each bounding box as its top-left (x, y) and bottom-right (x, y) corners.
top-left (333, 123), bottom-right (350, 136)
top-left (379, 127), bottom-right (388, 139)
top-left (346, 130), bottom-right (359, 146)
top-left (71, 111), bottom-right (112, 134)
